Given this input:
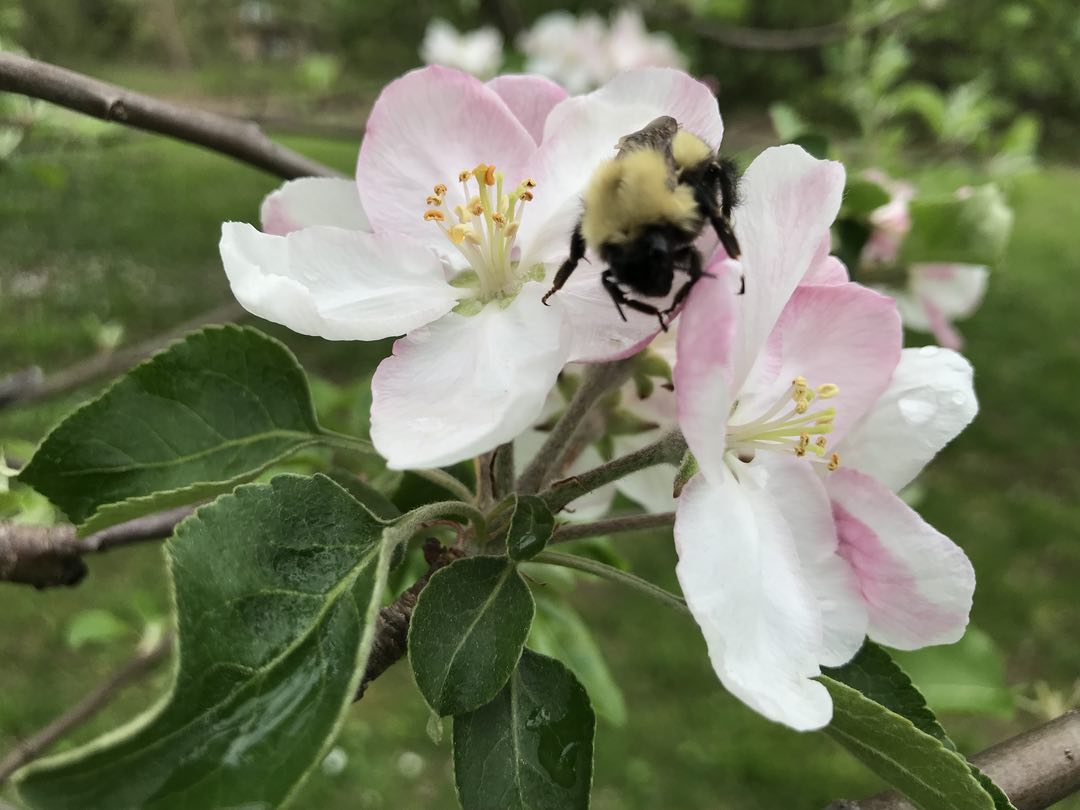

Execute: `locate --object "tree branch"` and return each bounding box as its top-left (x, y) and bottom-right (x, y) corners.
top-left (553, 511), bottom-right (675, 543)
top-left (0, 53), bottom-right (343, 179)
top-left (0, 301), bottom-right (247, 412)
top-left (0, 506), bottom-right (195, 588)
top-left (825, 711), bottom-right (1080, 810)
top-left (0, 632), bottom-right (173, 783)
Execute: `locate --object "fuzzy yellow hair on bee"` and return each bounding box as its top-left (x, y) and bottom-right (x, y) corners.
top-left (542, 115), bottom-right (742, 332)
top-left (581, 149), bottom-right (700, 248)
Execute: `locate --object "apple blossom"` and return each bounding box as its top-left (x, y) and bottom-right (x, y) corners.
top-left (672, 146), bottom-right (977, 730)
top-left (419, 19), bottom-right (504, 79)
top-left (860, 171), bottom-right (988, 350)
top-left (220, 66), bottom-right (727, 470)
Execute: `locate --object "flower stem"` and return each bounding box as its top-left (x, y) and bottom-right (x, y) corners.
top-left (393, 500), bottom-right (488, 544)
top-left (492, 442), bottom-right (515, 499)
top-left (540, 430), bottom-right (687, 512)
top-left (516, 358), bottom-right (638, 493)
top-left (532, 550), bottom-right (689, 615)
top-left (552, 511), bottom-right (676, 544)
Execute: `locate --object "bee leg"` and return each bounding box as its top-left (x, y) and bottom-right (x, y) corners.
top-left (543, 223), bottom-right (586, 305)
top-left (600, 270), bottom-right (629, 322)
top-left (700, 158), bottom-right (741, 260)
top-left (664, 248), bottom-right (704, 319)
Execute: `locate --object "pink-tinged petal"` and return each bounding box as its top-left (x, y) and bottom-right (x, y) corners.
top-left (356, 66), bottom-right (536, 250)
top-left (370, 285), bottom-right (570, 469)
top-left (486, 74), bottom-right (568, 144)
top-left (751, 455), bottom-right (867, 667)
top-left (675, 471), bottom-right (832, 731)
top-left (920, 296), bottom-right (964, 350)
top-left (838, 347), bottom-right (977, 492)
top-left (220, 223), bottom-right (458, 341)
top-left (740, 283), bottom-right (901, 444)
top-left (731, 146), bottom-right (846, 388)
top-left (259, 178), bottom-right (370, 236)
top-left (521, 68), bottom-right (723, 251)
top-left (829, 468), bottom-right (975, 650)
top-left (911, 264), bottom-right (988, 319)
top-left (804, 236), bottom-right (849, 286)
top-left (674, 262), bottom-right (741, 483)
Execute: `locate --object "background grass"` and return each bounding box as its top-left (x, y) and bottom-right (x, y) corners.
top-left (1, 122), bottom-right (1078, 809)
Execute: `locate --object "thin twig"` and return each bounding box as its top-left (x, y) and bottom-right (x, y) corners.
top-left (825, 711), bottom-right (1080, 810)
top-left (0, 506), bottom-right (195, 588)
top-left (517, 358), bottom-right (637, 493)
top-left (0, 53), bottom-right (342, 179)
top-left (541, 430), bottom-right (687, 513)
top-left (533, 550), bottom-right (689, 615)
top-left (413, 469), bottom-right (475, 505)
top-left (475, 451), bottom-right (496, 508)
top-left (0, 301), bottom-right (247, 412)
top-left (492, 443), bottom-right (515, 500)
top-left (0, 632), bottom-right (173, 783)
top-left (552, 511), bottom-right (675, 544)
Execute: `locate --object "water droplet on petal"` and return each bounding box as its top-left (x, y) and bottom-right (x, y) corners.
top-left (951, 392), bottom-right (967, 406)
top-left (899, 397), bottom-right (936, 425)
top-left (918, 346), bottom-right (940, 357)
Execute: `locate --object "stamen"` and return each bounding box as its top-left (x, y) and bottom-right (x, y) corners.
top-left (423, 210), bottom-right (445, 221)
top-left (433, 183), bottom-right (447, 197)
top-left (828, 453), bottom-right (841, 471)
top-left (817, 383), bottom-right (839, 399)
top-left (426, 195), bottom-right (442, 206)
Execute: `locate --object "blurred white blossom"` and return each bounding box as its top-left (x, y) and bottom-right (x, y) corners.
top-left (420, 18), bottom-right (504, 78)
top-left (520, 9), bottom-right (685, 93)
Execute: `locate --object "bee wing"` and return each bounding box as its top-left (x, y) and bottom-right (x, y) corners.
top-left (615, 116), bottom-right (679, 161)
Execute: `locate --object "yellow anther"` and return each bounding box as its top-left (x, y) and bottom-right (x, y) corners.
top-left (504, 222), bottom-right (519, 239)
top-left (426, 195), bottom-right (443, 206)
top-left (520, 190), bottom-right (534, 201)
top-left (448, 224), bottom-right (471, 245)
top-left (492, 212), bottom-right (506, 227)
top-left (795, 399), bottom-right (809, 414)
top-left (484, 165), bottom-right (497, 186)
top-left (817, 383), bottom-right (839, 399)
top-left (816, 436), bottom-right (828, 448)
top-left (792, 376), bottom-right (808, 388)
top-left (433, 183), bottom-right (447, 197)
top-left (523, 178), bottom-right (537, 188)
top-left (423, 210), bottom-right (445, 222)
top-left (458, 169), bottom-right (470, 182)
top-left (827, 453), bottom-right (841, 472)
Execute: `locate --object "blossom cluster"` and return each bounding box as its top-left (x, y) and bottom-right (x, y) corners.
top-left (419, 10), bottom-right (685, 92)
top-left (219, 66), bottom-right (978, 731)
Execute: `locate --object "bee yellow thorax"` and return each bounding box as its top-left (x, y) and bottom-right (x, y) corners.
top-left (423, 163), bottom-right (537, 307)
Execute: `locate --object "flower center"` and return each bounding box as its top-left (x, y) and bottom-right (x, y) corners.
top-left (423, 163), bottom-right (538, 307)
top-left (727, 376), bottom-right (841, 471)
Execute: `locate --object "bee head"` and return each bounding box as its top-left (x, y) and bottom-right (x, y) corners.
top-left (603, 227), bottom-right (682, 298)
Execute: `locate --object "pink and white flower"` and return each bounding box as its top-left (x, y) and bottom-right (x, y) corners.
top-left (860, 171), bottom-right (988, 350)
top-left (220, 66), bottom-right (725, 469)
top-left (420, 19), bottom-right (504, 79)
top-left (672, 146), bottom-right (977, 730)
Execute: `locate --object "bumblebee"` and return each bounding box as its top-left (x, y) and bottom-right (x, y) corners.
top-left (541, 116), bottom-right (741, 330)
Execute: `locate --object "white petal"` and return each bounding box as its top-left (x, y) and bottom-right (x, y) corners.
top-left (674, 471), bottom-right (832, 731)
top-left (751, 456), bottom-right (867, 667)
top-left (828, 469), bottom-right (975, 650)
top-left (371, 285), bottom-right (571, 469)
top-left (910, 264), bottom-right (989, 320)
top-left (731, 146), bottom-right (846, 387)
top-left (839, 347), bottom-right (978, 492)
top-left (220, 223), bottom-right (459, 340)
top-left (259, 178), bottom-right (369, 235)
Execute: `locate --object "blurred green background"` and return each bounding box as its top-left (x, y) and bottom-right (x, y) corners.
top-left (1, 0), bottom-right (1079, 808)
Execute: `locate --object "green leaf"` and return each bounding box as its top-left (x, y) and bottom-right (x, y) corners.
top-left (768, 101), bottom-right (808, 142)
top-left (824, 642), bottom-right (950, 743)
top-left (19, 326), bottom-right (334, 534)
top-left (506, 494), bottom-right (556, 562)
top-left (899, 185), bottom-right (1014, 267)
top-left (843, 177), bottom-right (893, 217)
top-left (824, 642), bottom-right (1016, 810)
top-left (15, 474), bottom-right (392, 810)
top-left (65, 609), bottom-right (130, 650)
top-left (409, 556), bottom-right (534, 716)
top-left (893, 628), bottom-right (1014, 717)
top-left (791, 133), bottom-right (830, 160)
top-left (327, 470), bottom-right (401, 521)
top-left (453, 649), bottom-right (595, 810)
top-left (822, 676), bottom-right (997, 810)
top-left (529, 592), bottom-right (627, 726)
